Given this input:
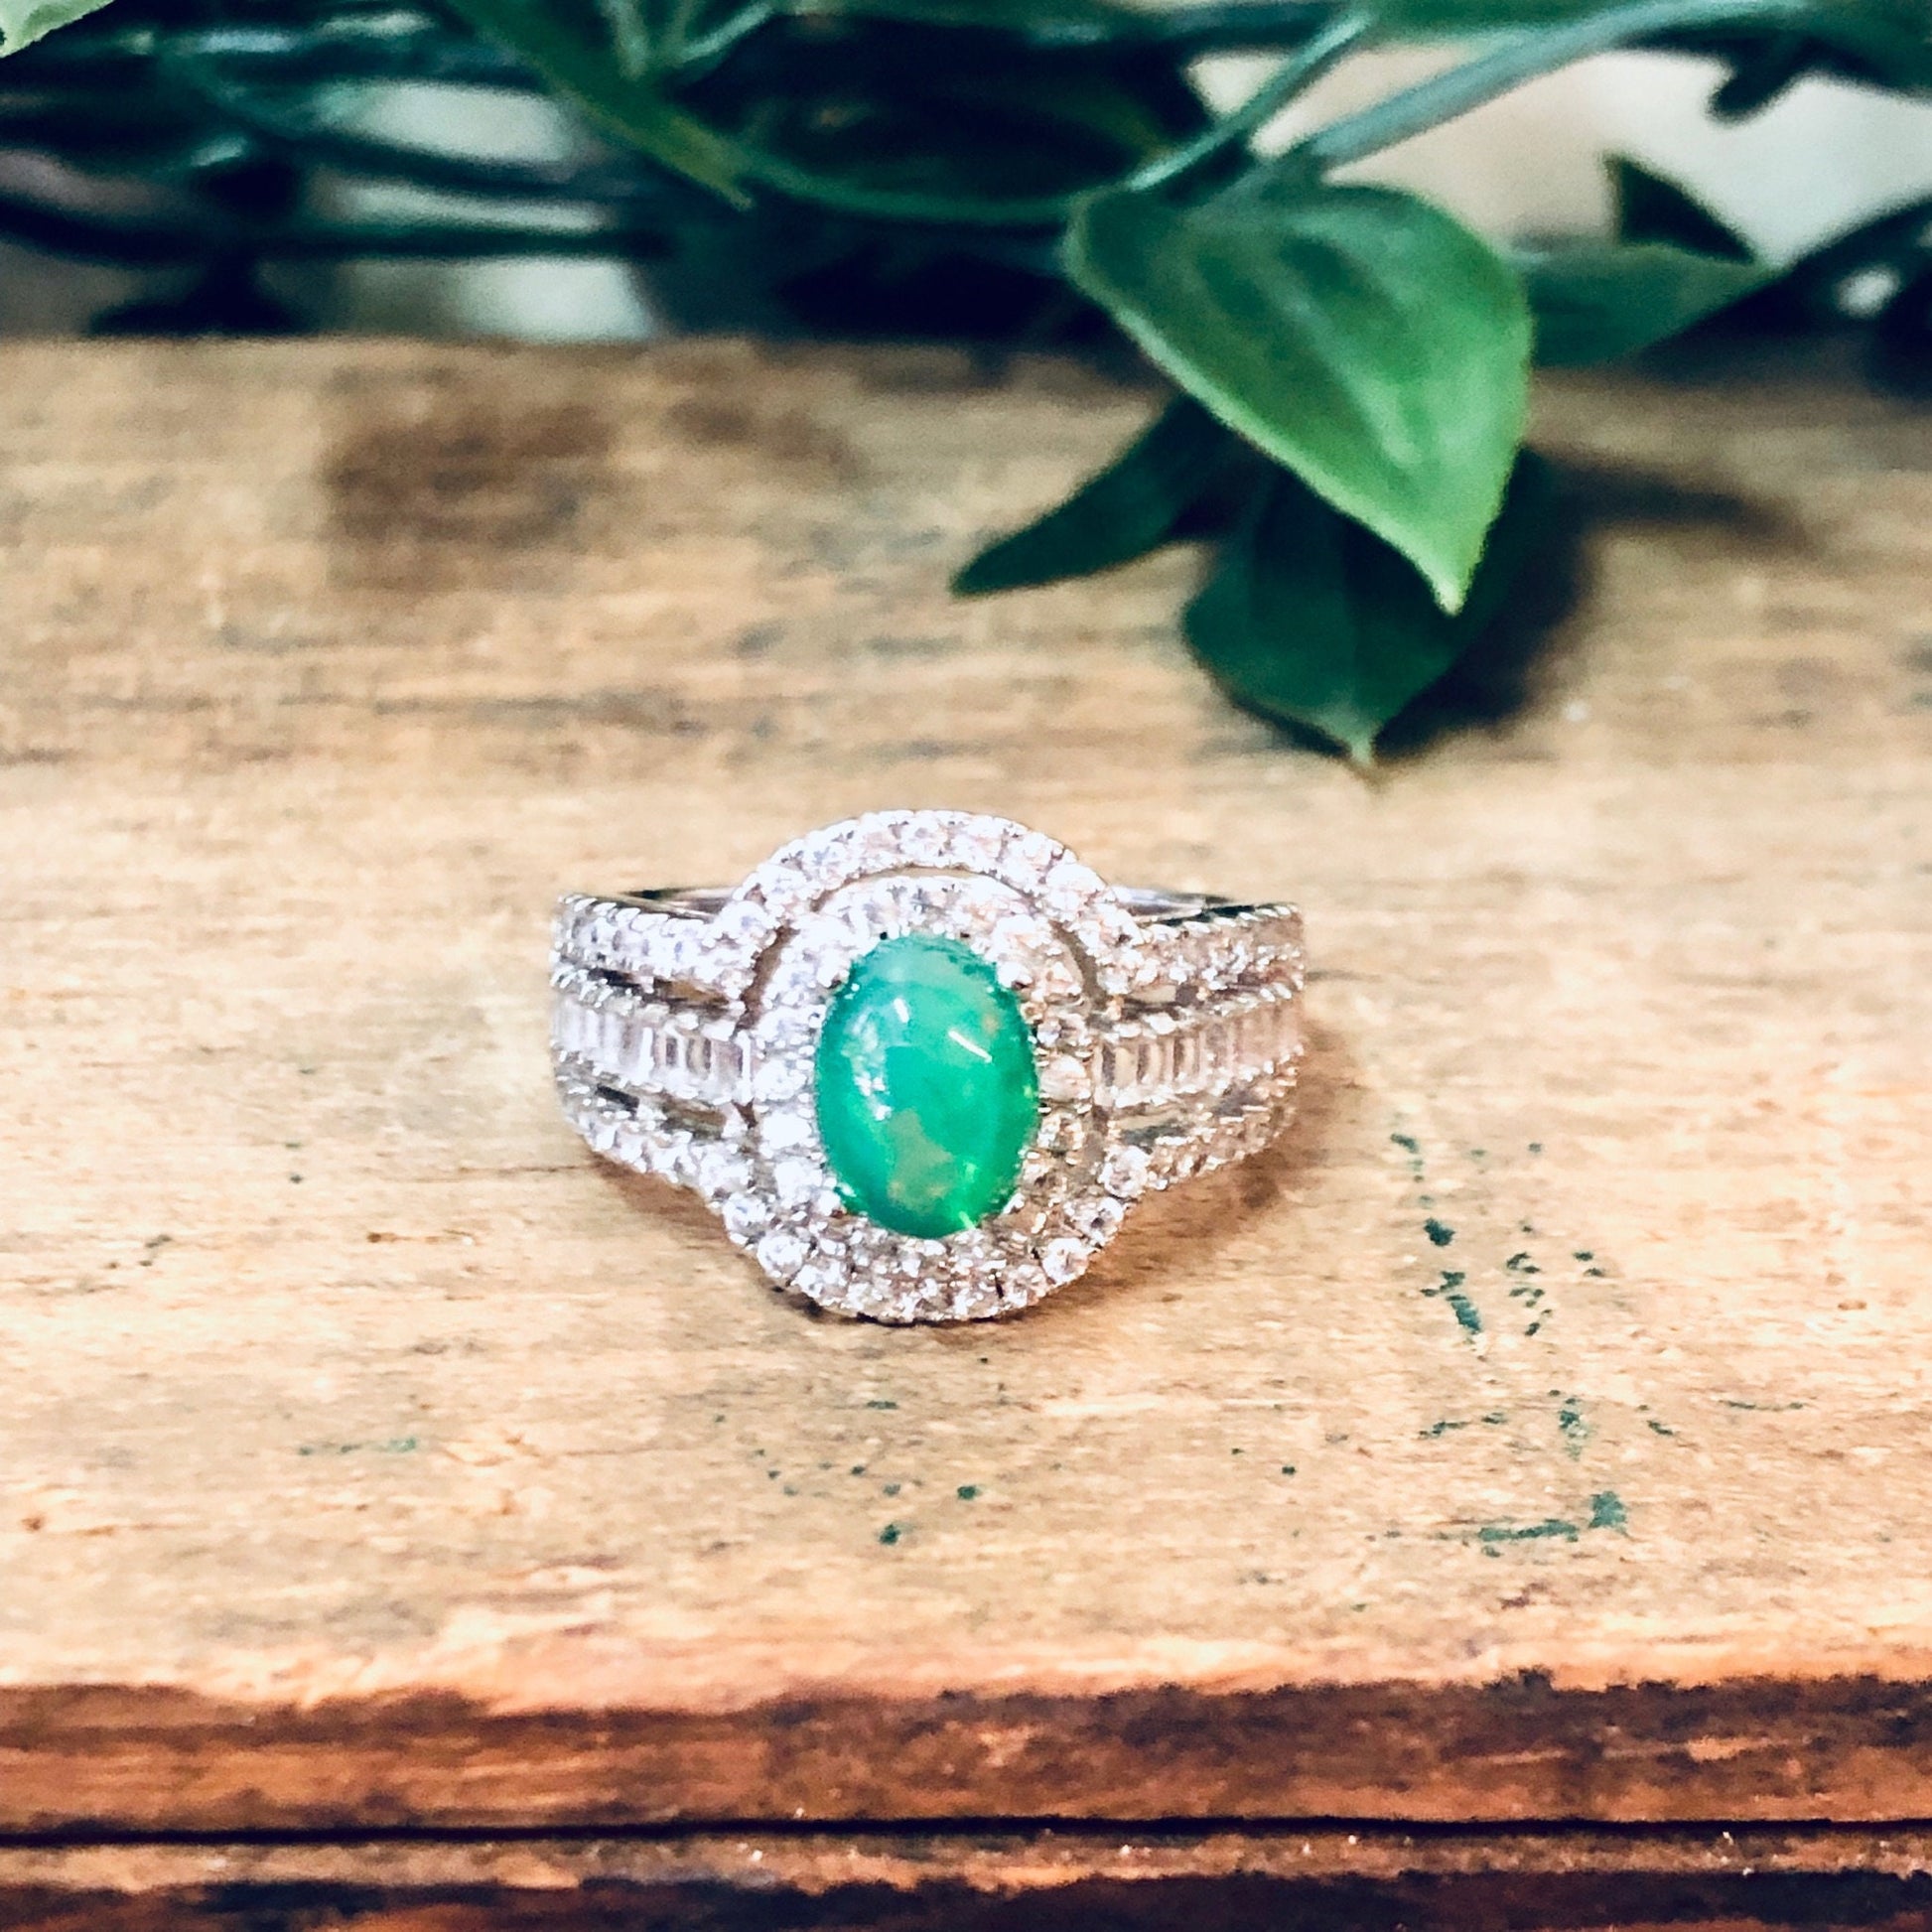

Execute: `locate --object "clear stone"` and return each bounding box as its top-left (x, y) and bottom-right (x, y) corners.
top-left (772, 1156), bottom-right (822, 1204)
top-left (1002, 829), bottom-right (1060, 891)
top-left (1039, 859), bottom-right (1105, 918)
top-left (1020, 1148), bottom-right (1059, 1187)
top-left (756, 1228), bottom-right (809, 1280)
top-left (1102, 1145), bottom-right (1153, 1196)
top-left (1068, 1195), bottom-right (1126, 1242)
top-left (901, 816), bottom-right (952, 868)
top-left (948, 1279), bottom-right (1002, 1320)
top-left (1003, 1262), bottom-right (1049, 1307)
top-left (651, 921), bottom-right (703, 984)
top-left (1040, 1237), bottom-right (1089, 1285)
top-left (743, 862), bottom-right (815, 925)
top-left (716, 899), bottom-right (775, 952)
top-left (792, 1260), bottom-right (846, 1303)
top-left (760, 1107), bottom-right (814, 1153)
top-left (1172, 1031), bottom-right (1201, 1093)
top-left (754, 1056), bottom-right (808, 1104)
top-left (697, 1146), bottom-right (753, 1200)
top-left (950, 819), bottom-right (1007, 873)
top-left (849, 817), bottom-right (907, 876)
top-left (723, 1194), bottom-right (770, 1243)
top-left (1037, 1054), bottom-right (1089, 1103)
top-left (880, 1284), bottom-right (929, 1323)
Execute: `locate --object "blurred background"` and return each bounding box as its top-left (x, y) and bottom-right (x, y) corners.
top-left (2, 2), bottom-right (1928, 342)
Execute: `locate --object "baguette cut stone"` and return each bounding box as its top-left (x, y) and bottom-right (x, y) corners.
top-left (814, 934), bottom-right (1039, 1239)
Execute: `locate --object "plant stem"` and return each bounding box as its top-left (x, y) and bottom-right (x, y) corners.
top-left (731, 8), bottom-right (1367, 225)
top-left (726, 11), bottom-right (1375, 225)
top-left (674, 0), bottom-right (777, 71)
top-left (1124, 11), bottom-right (1372, 195)
top-left (1299, 0), bottom-right (1811, 169)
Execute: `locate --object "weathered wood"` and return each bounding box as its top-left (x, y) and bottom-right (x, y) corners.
top-left (7, 1825), bottom-right (1932, 1930)
top-left (0, 339), bottom-right (1928, 1835)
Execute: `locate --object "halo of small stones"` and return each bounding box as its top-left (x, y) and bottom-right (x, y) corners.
top-left (707, 811), bottom-right (1156, 1323)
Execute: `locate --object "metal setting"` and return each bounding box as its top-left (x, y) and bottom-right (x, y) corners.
top-left (551, 811), bottom-right (1305, 1322)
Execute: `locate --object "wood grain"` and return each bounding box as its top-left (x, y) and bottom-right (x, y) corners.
top-left (8, 1825), bottom-right (1932, 1931)
top-left (0, 339), bottom-right (1928, 1833)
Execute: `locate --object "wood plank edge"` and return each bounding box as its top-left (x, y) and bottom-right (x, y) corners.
top-left (6, 1823), bottom-right (1932, 1894)
top-left (7, 1672), bottom-right (1932, 1831)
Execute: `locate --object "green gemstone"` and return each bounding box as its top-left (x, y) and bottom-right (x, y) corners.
top-left (813, 933), bottom-right (1040, 1240)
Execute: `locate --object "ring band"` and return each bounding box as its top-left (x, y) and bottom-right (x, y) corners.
top-left (551, 811), bottom-right (1305, 1323)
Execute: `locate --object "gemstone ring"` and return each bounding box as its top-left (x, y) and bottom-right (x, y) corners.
top-left (550, 811), bottom-right (1305, 1323)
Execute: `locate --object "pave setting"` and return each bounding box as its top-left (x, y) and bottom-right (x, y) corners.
top-left (550, 810), bottom-right (1305, 1323)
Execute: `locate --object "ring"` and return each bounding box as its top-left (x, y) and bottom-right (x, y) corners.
top-left (550, 811), bottom-right (1306, 1323)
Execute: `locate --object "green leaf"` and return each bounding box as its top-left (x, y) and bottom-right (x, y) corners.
top-left (1755, 0), bottom-right (1932, 89)
top-left (1610, 156), bottom-right (1751, 258)
top-left (954, 398), bottom-right (1235, 594)
top-left (1519, 240), bottom-right (1772, 362)
top-left (1708, 29), bottom-right (1817, 110)
top-left (1508, 156), bottom-right (1774, 360)
top-left (443, 0), bottom-right (752, 201)
top-left (0, 0), bottom-right (114, 55)
top-left (1064, 175), bottom-right (1532, 614)
top-left (1184, 450), bottom-right (1553, 761)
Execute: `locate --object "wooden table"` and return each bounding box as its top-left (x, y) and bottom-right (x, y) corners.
top-left (1, 338), bottom-right (1928, 1928)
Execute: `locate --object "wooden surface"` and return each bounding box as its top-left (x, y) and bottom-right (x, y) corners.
top-left (7, 1824), bottom-right (1932, 1931)
top-left (1, 338), bottom-right (1929, 1840)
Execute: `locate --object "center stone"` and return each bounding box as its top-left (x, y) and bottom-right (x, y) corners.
top-left (813, 933), bottom-right (1041, 1240)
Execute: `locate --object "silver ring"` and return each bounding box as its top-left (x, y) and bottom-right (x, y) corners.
top-left (551, 810), bottom-right (1305, 1323)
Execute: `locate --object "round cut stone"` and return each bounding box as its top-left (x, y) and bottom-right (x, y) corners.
top-left (813, 933), bottom-right (1040, 1239)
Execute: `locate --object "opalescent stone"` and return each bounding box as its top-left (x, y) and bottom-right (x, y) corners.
top-left (813, 933), bottom-right (1039, 1239)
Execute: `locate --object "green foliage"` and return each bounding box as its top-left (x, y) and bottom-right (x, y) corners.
top-left (1184, 452), bottom-right (1554, 761)
top-left (1611, 155), bottom-right (1752, 256)
top-left (954, 397), bottom-right (1237, 595)
top-left (445, 0), bottom-right (751, 199)
top-left (1512, 155), bottom-right (1771, 363)
top-left (679, 14), bottom-right (1206, 219)
top-left (0, 0), bottom-right (110, 53)
top-left (2, 0), bottom-right (1926, 760)
top-left (1520, 241), bottom-right (1771, 361)
top-left (1066, 176), bottom-right (1533, 614)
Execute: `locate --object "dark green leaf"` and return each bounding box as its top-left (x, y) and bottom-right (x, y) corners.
top-left (1184, 450), bottom-right (1553, 760)
top-left (1065, 174), bottom-right (1532, 613)
top-left (1708, 29), bottom-right (1815, 111)
top-left (1519, 239), bottom-right (1772, 362)
top-left (1610, 156), bottom-right (1751, 258)
top-left (0, 0), bottom-right (113, 54)
top-left (1761, 0), bottom-right (1932, 89)
top-left (683, 16), bottom-right (1206, 219)
top-left (443, 0), bottom-right (751, 201)
top-left (954, 397), bottom-right (1235, 594)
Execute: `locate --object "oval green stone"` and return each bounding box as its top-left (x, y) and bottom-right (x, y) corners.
top-left (813, 933), bottom-right (1040, 1240)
